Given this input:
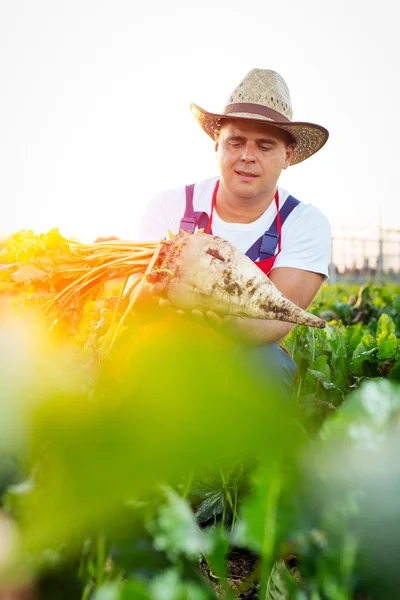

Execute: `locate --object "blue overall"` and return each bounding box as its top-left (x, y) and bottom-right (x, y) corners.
top-left (179, 182), bottom-right (300, 397)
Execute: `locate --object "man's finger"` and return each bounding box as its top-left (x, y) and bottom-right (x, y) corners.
top-left (148, 281), bottom-right (168, 297)
top-left (205, 311), bottom-right (224, 325)
top-left (158, 298), bottom-right (171, 308)
top-left (146, 271), bottom-right (162, 284)
top-left (147, 270), bottom-right (173, 284)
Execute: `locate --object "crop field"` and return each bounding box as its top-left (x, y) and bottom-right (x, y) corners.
top-left (1, 231), bottom-right (400, 600)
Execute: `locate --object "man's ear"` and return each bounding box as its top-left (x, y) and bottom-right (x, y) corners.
top-left (283, 145), bottom-right (295, 169)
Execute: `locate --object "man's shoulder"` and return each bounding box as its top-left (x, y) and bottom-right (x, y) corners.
top-left (139, 176), bottom-right (218, 239)
top-left (274, 188), bottom-right (331, 277)
top-left (279, 187), bottom-right (330, 230)
top-left (294, 202), bottom-right (330, 231)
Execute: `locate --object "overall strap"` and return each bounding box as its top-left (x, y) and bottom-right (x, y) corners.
top-left (179, 184), bottom-right (211, 233)
top-left (179, 184), bottom-right (196, 233)
top-left (246, 195), bottom-right (300, 262)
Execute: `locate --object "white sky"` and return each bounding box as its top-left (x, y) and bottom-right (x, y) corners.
top-left (1, 0), bottom-right (399, 242)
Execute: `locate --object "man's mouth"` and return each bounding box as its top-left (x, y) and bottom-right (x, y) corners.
top-left (235, 170), bottom-right (259, 179)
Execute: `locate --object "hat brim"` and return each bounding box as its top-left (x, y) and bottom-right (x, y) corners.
top-left (190, 103), bottom-right (329, 165)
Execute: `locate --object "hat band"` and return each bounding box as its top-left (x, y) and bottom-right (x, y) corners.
top-left (223, 103), bottom-right (290, 123)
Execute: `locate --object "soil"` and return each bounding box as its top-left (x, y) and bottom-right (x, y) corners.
top-left (200, 548), bottom-right (260, 598)
top-left (199, 550), bottom-right (375, 599)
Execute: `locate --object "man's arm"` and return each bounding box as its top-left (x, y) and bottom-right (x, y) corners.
top-left (221, 267), bottom-right (325, 345)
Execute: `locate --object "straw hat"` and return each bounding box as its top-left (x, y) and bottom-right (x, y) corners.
top-left (191, 69), bottom-right (329, 165)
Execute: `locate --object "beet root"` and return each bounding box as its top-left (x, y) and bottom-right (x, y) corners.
top-left (157, 234), bottom-right (326, 329)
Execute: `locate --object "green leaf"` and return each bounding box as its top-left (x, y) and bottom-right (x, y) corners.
top-left (312, 355), bottom-right (331, 378)
top-left (121, 580), bottom-right (151, 600)
top-left (149, 488), bottom-right (209, 560)
top-left (194, 492), bottom-right (225, 525)
top-left (149, 569), bottom-right (211, 600)
top-left (92, 583), bottom-right (121, 600)
top-left (377, 313), bottom-right (396, 337)
top-left (351, 334), bottom-right (377, 375)
top-left (266, 560), bottom-right (297, 599)
top-left (4, 477), bottom-right (36, 519)
top-left (233, 464), bottom-right (282, 555)
top-left (346, 323), bottom-right (364, 356)
top-left (320, 379), bottom-right (400, 446)
top-left (308, 369), bottom-right (337, 390)
top-left (202, 527), bottom-right (231, 596)
top-left (376, 314), bottom-right (398, 361)
top-left (377, 333), bottom-right (398, 362)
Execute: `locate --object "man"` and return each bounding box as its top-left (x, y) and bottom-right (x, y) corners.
top-left (138, 69), bottom-right (331, 394)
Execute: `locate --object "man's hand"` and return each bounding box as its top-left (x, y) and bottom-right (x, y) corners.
top-left (130, 271), bottom-right (225, 324)
top-left (127, 273), bottom-right (231, 331)
top-left (180, 266), bottom-right (325, 345)
top-left (126, 270), bottom-right (173, 323)
top-left (142, 270), bottom-right (171, 303)
top-left (187, 308), bottom-right (226, 325)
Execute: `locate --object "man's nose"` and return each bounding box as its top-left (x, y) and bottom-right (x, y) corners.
top-left (240, 143), bottom-right (256, 161)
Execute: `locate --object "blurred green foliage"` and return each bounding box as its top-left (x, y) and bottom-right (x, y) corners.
top-left (1, 284), bottom-right (400, 599)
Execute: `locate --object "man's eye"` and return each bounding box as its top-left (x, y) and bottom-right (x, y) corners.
top-left (229, 141), bottom-right (242, 148)
top-left (260, 145), bottom-right (272, 152)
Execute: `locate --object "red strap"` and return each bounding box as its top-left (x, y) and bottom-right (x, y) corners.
top-left (256, 256), bottom-right (275, 274)
top-left (205, 180), bottom-right (219, 234)
top-left (275, 192), bottom-right (282, 253)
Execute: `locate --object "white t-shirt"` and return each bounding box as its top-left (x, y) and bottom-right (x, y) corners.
top-left (139, 176), bottom-right (331, 278)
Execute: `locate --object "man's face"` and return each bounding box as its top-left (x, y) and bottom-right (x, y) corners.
top-left (215, 120), bottom-right (295, 200)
